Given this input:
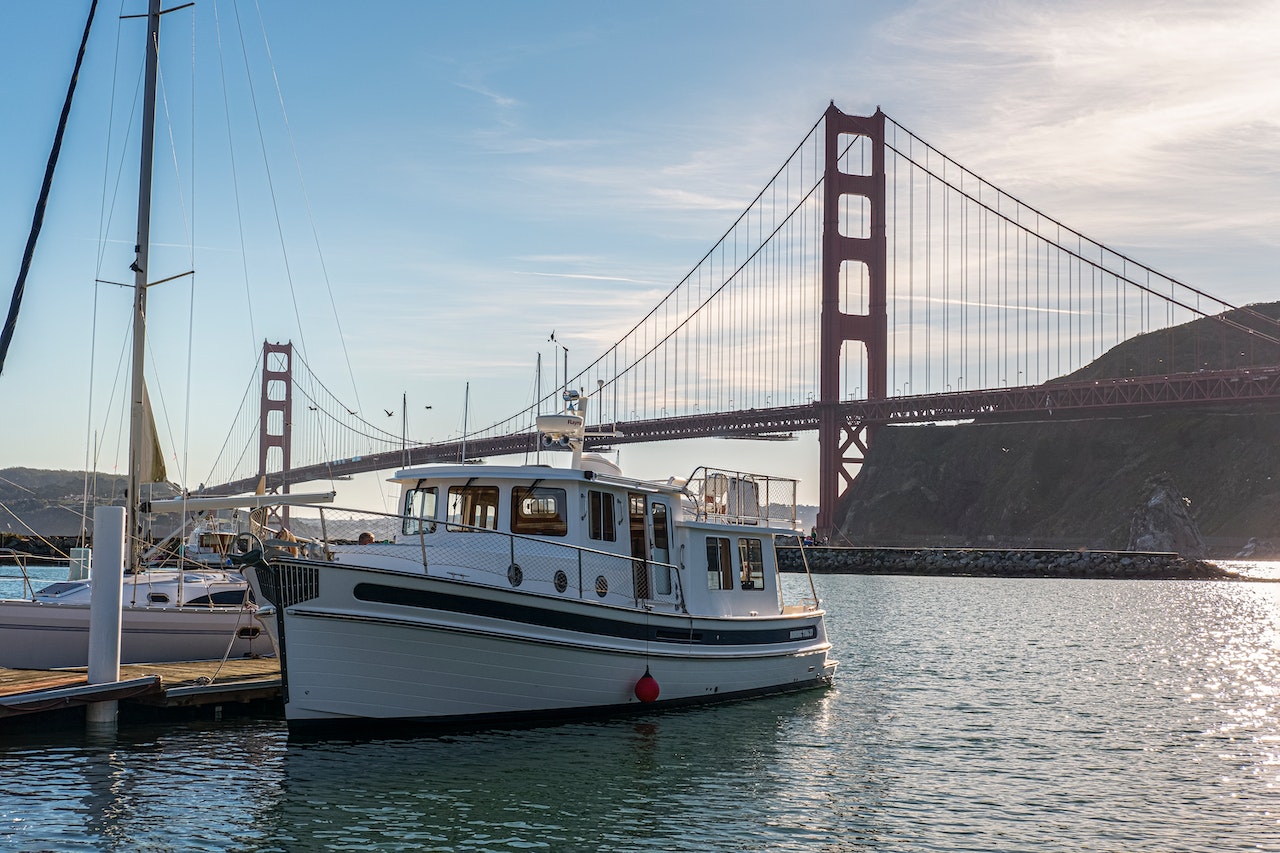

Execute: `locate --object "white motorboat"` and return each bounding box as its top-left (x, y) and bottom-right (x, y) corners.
top-left (247, 399), bottom-right (836, 729)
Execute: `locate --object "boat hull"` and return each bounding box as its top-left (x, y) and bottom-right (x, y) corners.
top-left (0, 601), bottom-right (273, 669)
top-left (252, 559), bottom-right (836, 727)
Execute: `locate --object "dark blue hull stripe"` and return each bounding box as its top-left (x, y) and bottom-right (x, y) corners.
top-left (352, 582), bottom-right (819, 647)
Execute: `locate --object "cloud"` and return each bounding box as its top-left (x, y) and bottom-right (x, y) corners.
top-left (870, 0), bottom-right (1280, 245)
top-left (454, 81), bottom-right (518, 110)
top-left (515, 271), bottom-right (661, 286)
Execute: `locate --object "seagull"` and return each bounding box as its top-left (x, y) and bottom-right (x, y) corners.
top-left (308, 405), bottom-right (318, 411)
top-left (385, 409), bottom-right (395, 417)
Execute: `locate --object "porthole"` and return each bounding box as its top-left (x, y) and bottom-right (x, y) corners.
top-left (595, 575), bottom-right (609, 597)
top-left (554, 570), bottom-right (568, 593)
top-left (507, 564), bottom-right (524, 587)
top-left (148, 593), bottom-right (170, 604)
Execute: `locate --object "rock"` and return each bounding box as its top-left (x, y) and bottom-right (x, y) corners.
top-left (1127, 474), bottom-right (1208, 558)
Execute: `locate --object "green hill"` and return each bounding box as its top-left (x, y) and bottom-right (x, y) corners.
top-left (0, 468), bottom-right (177, 537)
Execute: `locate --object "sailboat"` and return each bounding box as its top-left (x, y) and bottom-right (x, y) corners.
top-left (0, 0), bottom-right (327, 670)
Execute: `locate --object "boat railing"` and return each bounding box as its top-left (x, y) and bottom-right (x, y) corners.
top-left (270, 506), bottom-right (687, 612)
top-left (0, 549), bottom-right (75, 600)
top-left (0, 549), bottom-right (36, 599)
top-left (684, 467), bottom-right (799, 528)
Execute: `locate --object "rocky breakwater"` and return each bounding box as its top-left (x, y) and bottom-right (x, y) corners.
top-left (777, 546), bottom-right (1240, 580)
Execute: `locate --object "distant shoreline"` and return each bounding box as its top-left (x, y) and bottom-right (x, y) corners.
top-left (778, 546), bottom-right (1254, 581)
top-left (1, 535), bottom-right (1265, 581)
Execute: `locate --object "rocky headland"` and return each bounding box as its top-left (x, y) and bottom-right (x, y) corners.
top-left (779, 546), bottom-right (1239, 580)
top-left (835, 303), bottom-right (1280, 559)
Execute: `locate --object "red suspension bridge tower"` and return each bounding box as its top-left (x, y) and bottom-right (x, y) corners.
top-left (817, 105), bottom-right (887, 539)
top-left (258, 341), bottom-right (294, 518)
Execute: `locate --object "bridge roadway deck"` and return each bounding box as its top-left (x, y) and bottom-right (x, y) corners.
top-left (213, 366), bottom-right (1280, 494)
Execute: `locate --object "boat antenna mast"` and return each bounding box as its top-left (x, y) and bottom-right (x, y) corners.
top-left (536, 380), bottom-right (620, 469)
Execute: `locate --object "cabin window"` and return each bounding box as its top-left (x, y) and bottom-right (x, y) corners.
top-left (738, 538), bottom-right (765, 589)
top-left (187, 589), bottom-right (253, 606)
top-left (650, 501), bottom-right (670, 563)
top-left (402, 486), bottom-right (438, 535)
top-left (446, 485), bottom-right (500, 532)
top-left (706, 536), bottom-right (734, 590)
top-left (511, 486), bottom-right (568, 536)
top-left (588, 490), bottom-right (617, 542)
top-left (198, 533), bottom-right (232, 551)
top-left (650, 502), bottom-right (673, 595)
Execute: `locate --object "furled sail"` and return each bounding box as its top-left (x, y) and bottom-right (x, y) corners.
top-left (139, 382), bottom-right (167, 484)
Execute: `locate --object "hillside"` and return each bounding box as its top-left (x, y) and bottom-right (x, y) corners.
top-left (837, 303), bottom-right (1280, 556)
top-left (0, 468), bottom-right (175, 537)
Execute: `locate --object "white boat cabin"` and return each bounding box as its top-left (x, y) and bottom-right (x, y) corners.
top-left (328, 457), bottom-right (802, 619)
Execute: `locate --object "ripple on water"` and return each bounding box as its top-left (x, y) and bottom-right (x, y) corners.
top-left (0, 575), bottom-right (1277, 851)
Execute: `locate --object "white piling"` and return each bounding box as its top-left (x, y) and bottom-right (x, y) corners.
top-left (86, 506), bottom-right (125, 729)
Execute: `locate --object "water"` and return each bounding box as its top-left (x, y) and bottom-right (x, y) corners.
top-left (0, 562), bottom-right (68, 599)
top-left (2, 572), bottom-right (1278, 851)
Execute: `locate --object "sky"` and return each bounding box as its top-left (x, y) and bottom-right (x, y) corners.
top-left (0, 0), bottom-right (1276, 510)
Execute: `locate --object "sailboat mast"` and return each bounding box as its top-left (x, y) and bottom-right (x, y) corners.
top-left (126, 0), bottom-right (162, 566)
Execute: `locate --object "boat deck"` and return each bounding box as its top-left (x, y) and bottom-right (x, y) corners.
top-left (0, 657), bottom-right (281, 721)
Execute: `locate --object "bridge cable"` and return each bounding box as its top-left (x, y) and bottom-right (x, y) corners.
top-left (884, 114), bottom-right (1280, 341)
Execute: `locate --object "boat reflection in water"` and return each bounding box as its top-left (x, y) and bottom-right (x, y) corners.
top-left (269, 690), bottom-right (835, 850)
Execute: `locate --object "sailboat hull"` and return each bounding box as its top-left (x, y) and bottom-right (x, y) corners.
top-left (0, 601), bottom-right (272, 669)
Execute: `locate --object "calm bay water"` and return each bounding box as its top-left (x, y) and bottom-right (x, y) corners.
top-left (2, 571), bottom-right (1278, 851)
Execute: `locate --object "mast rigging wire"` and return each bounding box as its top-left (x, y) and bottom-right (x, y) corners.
top-left (0, 0), bottom-right (100, 375)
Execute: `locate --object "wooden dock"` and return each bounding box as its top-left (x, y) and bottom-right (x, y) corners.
top-left (0, 657), bottom-right (281, 721)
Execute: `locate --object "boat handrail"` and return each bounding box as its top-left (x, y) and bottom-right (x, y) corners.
top-left (0, 549), bottom-right (37, 600)
top-left (684, 466), bottom-right (799, 527)
top-left (269, 504), bottom-right (687, 612)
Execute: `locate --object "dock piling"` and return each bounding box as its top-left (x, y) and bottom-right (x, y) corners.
top-left (86, 506), bottom-right (124, 729)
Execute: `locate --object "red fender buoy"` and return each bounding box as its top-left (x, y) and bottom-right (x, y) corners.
top-left (634, 667), bottom-right (660, 703)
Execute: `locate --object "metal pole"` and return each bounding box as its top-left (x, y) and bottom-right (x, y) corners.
top-left (461, 382), bottom-right (469, 462)
top-left (535, 352), bottom-right (542, 463)
top-left (125, 0), bottom-right (162, 568)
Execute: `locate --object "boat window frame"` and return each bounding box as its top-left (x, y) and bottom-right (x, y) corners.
top-left (587, 488), bottom-right (617, 542)
top-left (511, 485), bottom-right (568, 537)
top-left (446, 483), bottom-right (501, 532)
top-left (738, 537), bottom-right (765, 589)
top-left (650, 500), bottom-right (670, 563)
top-left (706, 535), bottom-right (735, 591)
top-left (402, 483), bottom-right (439, 535)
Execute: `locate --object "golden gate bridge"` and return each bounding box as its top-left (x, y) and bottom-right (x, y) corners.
top-left (199, 104), bottom-right (1280, 537)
